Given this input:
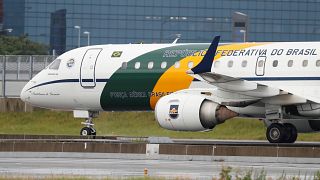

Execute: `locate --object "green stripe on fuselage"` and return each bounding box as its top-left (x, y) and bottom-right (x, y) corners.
top-left (100, 44), bottom-right (209, 111)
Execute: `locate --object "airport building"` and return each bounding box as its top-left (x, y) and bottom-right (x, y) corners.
top-left (1, 0), bottom-right (320, 54)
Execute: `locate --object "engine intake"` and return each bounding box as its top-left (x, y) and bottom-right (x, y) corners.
top-left (155, 93), bottom-right (238, 131)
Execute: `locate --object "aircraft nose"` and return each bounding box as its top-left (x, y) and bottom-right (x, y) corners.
top-left (20, 82), bottom-right (31, 103)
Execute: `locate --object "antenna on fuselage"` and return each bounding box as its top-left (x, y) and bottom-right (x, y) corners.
top-left (172, 38), bottom-right (179, 44)
top-left (172, 33), bottom-right (181, 44)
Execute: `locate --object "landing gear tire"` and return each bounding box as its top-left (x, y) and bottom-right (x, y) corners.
top-left (266, 123), bottom-right (298, 143)
top-left (80, 127), bottom-right (96, 137)
top-left (80, 115), bottom-right (97, 138)
top-left (80, 127), bottom-right (93, 136)
top-left (266, 123), bottom-right (286, 143)
top-left (284, 123), bottom-right (298, 143)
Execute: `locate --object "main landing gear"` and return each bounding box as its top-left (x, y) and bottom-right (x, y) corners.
top-left (264, 105), bottom-right (298, 143)
top-left (266, 123), bottom-right (297, 143)
top-left (74, 110), bottom-right (99, 137)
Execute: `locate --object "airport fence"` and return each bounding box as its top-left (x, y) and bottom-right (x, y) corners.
top-left (0, 55), bottom-right (55, 97)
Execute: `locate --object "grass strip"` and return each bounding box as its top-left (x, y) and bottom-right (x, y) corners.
top-left (1, 110), bottom-right (320, 141)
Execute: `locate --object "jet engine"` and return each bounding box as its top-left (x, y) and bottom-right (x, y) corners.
top-left (155, 93), bottom-right (238, 131)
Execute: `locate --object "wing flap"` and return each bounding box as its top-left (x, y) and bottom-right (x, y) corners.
top-left (256, 81), bottom-right (320, 103)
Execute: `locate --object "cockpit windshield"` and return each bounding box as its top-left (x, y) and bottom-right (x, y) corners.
top-left (48, 59), bottom-right (61, 70)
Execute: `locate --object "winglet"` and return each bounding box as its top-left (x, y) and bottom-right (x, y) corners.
top-left (188, 36), bottom-right (220, 74)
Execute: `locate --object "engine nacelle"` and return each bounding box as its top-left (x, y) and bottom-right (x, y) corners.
top-left (155, 93), bottom-right (238, 131)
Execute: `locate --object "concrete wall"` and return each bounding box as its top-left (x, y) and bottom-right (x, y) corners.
top-left (1, 141), bottom-right (320, 158)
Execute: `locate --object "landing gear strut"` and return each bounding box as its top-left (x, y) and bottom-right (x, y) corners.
top-left (266, 123), bottom-right (297, 143)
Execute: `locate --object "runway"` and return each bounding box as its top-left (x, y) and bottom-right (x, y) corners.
top-left (0, 154), bottom-right (319, 179)
top-left (2, 134), bottom-right (320, 147)
top-left (1, 134), bottom-right (320, 179)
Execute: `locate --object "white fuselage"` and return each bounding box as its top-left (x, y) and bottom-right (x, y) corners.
top-left (20, 42), bottom-right (320, 117)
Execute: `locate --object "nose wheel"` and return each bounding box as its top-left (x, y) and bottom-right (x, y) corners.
top-left (80, 127), bottom-right (96, 136)
top-left (80, 117), bottom-right (96, 136)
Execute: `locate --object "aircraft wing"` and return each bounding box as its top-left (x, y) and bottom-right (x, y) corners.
top-left (188, 36), bottom-right (310, 105)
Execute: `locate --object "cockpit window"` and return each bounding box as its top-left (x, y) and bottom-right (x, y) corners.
top-left (48, 59), bottom-right (61, 70)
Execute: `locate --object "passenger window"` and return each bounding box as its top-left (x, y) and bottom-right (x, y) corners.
top-left (147, 61), bottom-right (154, 69)
top-left (302, 60), bottom-right (308, 67)
top-left (188, 61), bottom-right (194, 68)
top-left (272, 60), bottom-right (278, 67)
top-left (121, 62), bottom-right (127, 69)
top-left (214, 61), bottom-right (220, 68)
top-left (258, 60), bottom-right (264, 67)
top-left (227, 60), bottom-right (233, 68)
top-left (161, 61), bottom-right (167, 69)
top-left (241, 60), bottom-right (247, 67)
top-left (174, 61), bottom-right (180, 68)
top-left (316, 60), bottom-right (320, 67)
top-left (49, 59), bottom-right (61, 70)
top-left (287, 60), bottom-right (293, 67)
top-left (134, 62), bottom-right (140, 69)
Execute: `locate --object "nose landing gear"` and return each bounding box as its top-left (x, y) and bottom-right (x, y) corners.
top-left (74, 110), bottom-right (99, 137)
top-left (80, 117), bottom-right (96, 136)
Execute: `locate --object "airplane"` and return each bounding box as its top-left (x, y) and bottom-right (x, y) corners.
top-left (20, 36), bottom-right (320, 143)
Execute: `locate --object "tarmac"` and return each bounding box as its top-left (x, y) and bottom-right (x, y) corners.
top-left (1, 135), bottom-right (320, 179)
top-left (0, 152), bottom-right (319, 179)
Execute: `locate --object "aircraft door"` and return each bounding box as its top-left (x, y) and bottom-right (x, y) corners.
top-left (255, 56), bottom-right (266, 76)
top-left (80, 48), bottom-right (102, 88)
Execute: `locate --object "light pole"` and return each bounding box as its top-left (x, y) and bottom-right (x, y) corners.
top-left (83, 31), bottom-right (90, 46)
top-left (240, 29), bottom-right (246, 42)
top-left (74, 25), bottom-right (81, 47)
